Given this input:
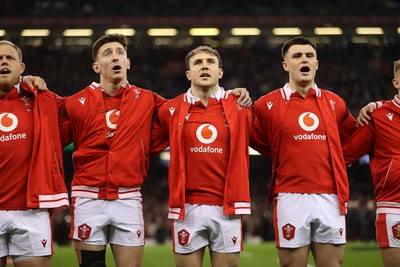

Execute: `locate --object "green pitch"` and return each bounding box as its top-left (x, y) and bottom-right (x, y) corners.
top-left (8, 242), bottom-right (383, 266)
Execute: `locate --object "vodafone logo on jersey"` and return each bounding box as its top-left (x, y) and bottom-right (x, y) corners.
top-left (293, 112), bottom-right (326, 141)
top-left (298, 112), bottom-right (319, 131)
top-left (190, 123), bottom-right (223, 153)
top-left (0, 112), bottom-right (18, 132)
top-left (0, 112), bottom-right (27, 142)
top-left (196, 124), bottom-right (217, 144)
top-left (105, 109), bottom-right (120, 129)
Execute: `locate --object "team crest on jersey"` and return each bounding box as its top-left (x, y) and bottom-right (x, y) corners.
top-left (177, 229), bottom-right (190, 246)
top-left (20, 96), bottom-right (32, 111)
top-left (134, 88), bottom-right (141, 99)
top-left (77, 223), bottom-right (92, 241)
top-left (392, 222), bottom-right (400, 240)
top-left (329, 99), bottom-right (336, 110)
top-left (282, 223), bottom-right (295, 240)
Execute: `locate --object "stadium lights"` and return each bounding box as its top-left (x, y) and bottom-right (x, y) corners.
top-left (272, 27), bottom-right (302, 36)
top-left (147, 28), bottom-right (178, 37)
top-left (153, 38), bottom-right (174, 46)
top-left (224, 37), bottom-right (243, 46)
top-left (63, 29), bottom-right (93, 37)
top-left (0, 30), bottom-right (5, 36)
top-left (105, 28), bottom-right (135, 36)
top-left (397, 27), bottom-right (400, 34)
top-left (356, 27), bottom-right (383, 35)
top-left (314, 27), bottom-right (343, 35)
top-left (231, 28), bottom-right (261, 36)
top-left (21, 29), bottom-right (50, 37)
top-left (189, 28), bottom-right (220, 36)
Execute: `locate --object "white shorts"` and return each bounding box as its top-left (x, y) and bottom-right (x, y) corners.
top-left (274, 193), bottom-right (346, 248)
top-left (71, 197), bottom-right (144, 246)
top-left (0, 209), bottom-right (52, 262)
top-left (172, 204), bottom-right (242, 254)
top-left (376, 213), bottom-right (400, 248)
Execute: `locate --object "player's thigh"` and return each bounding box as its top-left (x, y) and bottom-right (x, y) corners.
top-left (70, 197), bottom-right (109, 245)
top-left (174, 247), bottom-right (206, 267)
top-left (376, 213), bottom-right (400, 248)
top-left (274, 193), bottom-right (312, 248)
top-left (108, 198), bottom-right (145, 247)
top-left (110, 244), bottom-right (143, 267)
top-left (73, 240), bottom-right (106, 265)
top-left (14, 255), bottom-right (51, 267)
top-left (0, 257), bottom-right (6, 267)
top-left (380, 248), bottom-right (400, 267)
top-left (312, 194), bottom-right (346, 244)
top-left (209, 251), bottom-right (239, 267)
top-left (277, 245), bottom-right (310, 267)
top-left (9, 210), bottom-right (52, 261)
top-left (311, 243), bottom-right (345, 267)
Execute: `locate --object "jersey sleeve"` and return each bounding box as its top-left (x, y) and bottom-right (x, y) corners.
top-left (342, 124), bottom-right (375, 165)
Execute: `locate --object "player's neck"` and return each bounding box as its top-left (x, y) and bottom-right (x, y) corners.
top-left (100, 80), bottom-right (126, 96)
top-left (190, 85), bottom-right (219, 106)
top-left (289, 81), bottom-right (313, 98)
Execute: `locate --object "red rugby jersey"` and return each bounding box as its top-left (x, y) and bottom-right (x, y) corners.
top-left (184, 98), bottom-right (230, 205)
top-left (0, 86), bottom-right (33, 209)
top-left (276, 90), bottom-right (336, 194)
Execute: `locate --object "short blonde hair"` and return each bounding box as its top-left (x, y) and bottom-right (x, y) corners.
top-left (0, 40), bottom-right (22, 61)
top-left (394, 59), bottom-right (400, 78)
top-left (185, 45), bottom-right (222, 70)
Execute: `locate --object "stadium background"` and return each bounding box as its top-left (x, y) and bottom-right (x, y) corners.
top-left (2, 0), bottom-right (400, 265)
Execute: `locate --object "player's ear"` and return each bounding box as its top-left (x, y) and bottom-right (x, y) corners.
top-left (92, 62), bottom-right (100, 73)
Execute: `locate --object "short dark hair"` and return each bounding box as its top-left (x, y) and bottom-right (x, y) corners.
top-left (281, 36), bottom-right (317, 59)
top-left (92, 34), bottom-right (128, 61)
top-left (185, 45), bottom-right (222, 70)
top-left (0, 40), bottom-right (22, 61)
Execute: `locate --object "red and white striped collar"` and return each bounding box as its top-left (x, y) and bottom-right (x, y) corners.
top-left (15, 83), bottom-right (21, 93)
top-left (183, 87), bottom-right (227, 104)
top-left (89, 81), bottom-right (129, 91)
top-left (393, 94), bottom-right (400, 108)
top-left (280, 83), bottom-right (321, 100)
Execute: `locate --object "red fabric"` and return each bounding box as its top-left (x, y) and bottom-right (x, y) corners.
top-left (102, 88), bottom-right (123, 145)
top-left (275, 90), bottom-right (336, 194)
top-left (252, 85), bottom-right (357, 214)
top-left (343, 96), bottom-right (400, 203)
top-left (183, 99), bottom-right (230, 205)
top-left (0, 87), bottom-right (33, 209)
top-left (157, 89), bottom-right (253, 220)
top-left (0, 83), bottom-right (69, 214)
top-left (62, 82), bottom-right (166, 199)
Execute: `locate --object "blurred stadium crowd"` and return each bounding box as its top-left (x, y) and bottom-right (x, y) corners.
top-left (2, 0), bottom-right (399, 246)
top-left (2, 0), bottom-right (400, 16)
